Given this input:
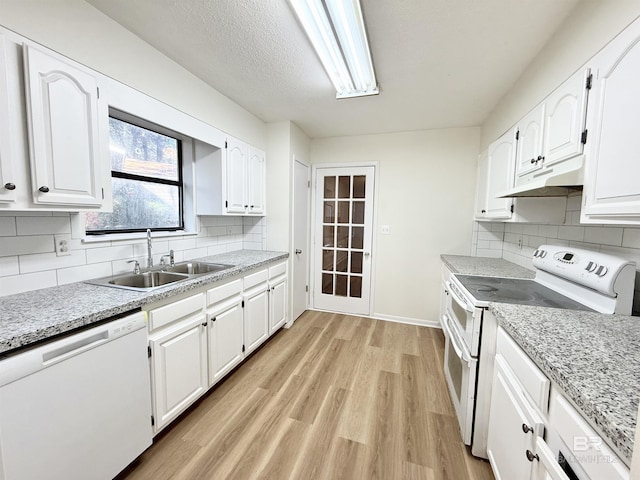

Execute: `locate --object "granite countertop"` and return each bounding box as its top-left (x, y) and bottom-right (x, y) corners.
top-left (440, 254), bottom-right (535, 279)
top-left (490, 302), bottom-right (640, 465)
top-left (0, 250), bottom-right (287, 357)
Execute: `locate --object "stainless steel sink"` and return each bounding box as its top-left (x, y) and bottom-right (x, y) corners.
top-left (86, 261), bottom-right (235, 291)
top-left (87, 271), bottom-right (190, 291)
top-left (163, 262), bottom-right (234, 275)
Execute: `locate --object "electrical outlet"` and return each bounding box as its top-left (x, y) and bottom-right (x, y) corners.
top-left (226, 226), bottom-right (233, 235)
top-left (381, 225), bottom-right (390, 235)
top-left (518, 236), bottom-right (523, 250)
top-left (55, 234), bottom-right (71, 256)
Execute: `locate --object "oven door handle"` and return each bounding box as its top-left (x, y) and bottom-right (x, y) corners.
top-left (442, 313), bottom-right (472, 365)
top-left (445, 281), bottom-right (474, 313)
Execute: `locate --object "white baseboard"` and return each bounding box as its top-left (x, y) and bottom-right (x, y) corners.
top-left (306, 308), bottom-right (442, 329)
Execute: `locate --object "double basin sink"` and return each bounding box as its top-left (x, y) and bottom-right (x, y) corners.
top-left (88, 261), bottom-right (234, 292)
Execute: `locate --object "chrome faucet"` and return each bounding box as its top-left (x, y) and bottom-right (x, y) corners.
top-left (146, 228), bottom-right (153, 269)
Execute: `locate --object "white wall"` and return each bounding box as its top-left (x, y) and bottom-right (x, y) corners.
top-left (482, 0), bottom-right (640, 150)
top-left (311, 127), bottom-right (480, 324)
top-left (0, 0), bottom-right (266, 148)
top-left (265, 121), bottom-right (311, 252)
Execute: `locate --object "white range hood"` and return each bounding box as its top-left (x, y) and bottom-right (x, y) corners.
top-left (498, 156), bottom-right (584, 198)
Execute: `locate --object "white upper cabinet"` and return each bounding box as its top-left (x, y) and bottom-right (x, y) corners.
top-left (474, 150), bottom-right (489, 219)
top-left (0, 34), bottom-right (16, 203)
top-left (247, 146), bottom-right (265, 215)
top-left (543, 68), bottom-right (590, 167)
top-left (515, 104), bottom-right (545, 178)
top-left (582, 17), bottom-right (640, 223)
top-left (484, 128), bottom-right (516, 219)
top-left (23, 45), bottom-right (107, 207)
top-left (225, 137), bottom-right (248, 214)
top-left (195, 136), bottom-right (266, 216)
top-left (514, 68), bottom-right (590, 189)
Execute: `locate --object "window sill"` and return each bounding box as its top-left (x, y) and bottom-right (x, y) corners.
top-left (82, 230), bottom-right (199, 245)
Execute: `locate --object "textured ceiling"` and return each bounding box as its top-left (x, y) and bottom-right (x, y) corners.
top-left (85, 0), bottom-right (580, 139)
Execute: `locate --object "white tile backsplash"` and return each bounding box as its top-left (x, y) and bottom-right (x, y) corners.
top-left (0, 217), bottom-right (17, 237)
top-left (16, 216), bottom-right (71, 235)
top-left (0, 270), bottom-right (57, 295)
top-left (0, 213), bottom-right (267, 297)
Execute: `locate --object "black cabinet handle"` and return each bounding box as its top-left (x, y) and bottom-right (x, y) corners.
top-left (4, 182), bottom-right (15, 190)
top-left (530, 158), bottom-right (536, 164)
top-left (481, 209), bottom-right (486, 213)
top-left (202, 321), bottom-right (208, 327)
top-left (522, 423), bottom-right (534, 434)
top-left (39, 186), bottom-right (50, 193)
top-left (525, 450), bottom-right (539, 462)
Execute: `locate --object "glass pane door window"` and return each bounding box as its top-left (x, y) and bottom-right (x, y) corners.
top-left (314, 166), bottom-right (374, 316)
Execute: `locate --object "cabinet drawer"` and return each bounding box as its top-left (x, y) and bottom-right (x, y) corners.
top-left (549, 388), bottom-right (628, 480)
top-left (268, 261), bottom-right (286, 279)
top-left (207, 279), bottom-right (242, 307)
top-left (244, 268), bottom-right (268, 289)
top-left (497, 327), bottom-right (550, 412)
top-left (148, 293), bottom-right (204, 331)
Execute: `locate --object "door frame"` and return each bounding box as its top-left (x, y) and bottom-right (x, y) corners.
top-left (288, 155), bottom-right (311, 326)
top-left (310, 162), bottom-right (379, 316)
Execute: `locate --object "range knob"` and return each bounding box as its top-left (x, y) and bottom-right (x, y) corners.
top-left (539, 250), bottom-right (547, 258)
top-left (585, 261), bottom-right (598, 273)
top-left (595, 265), bottom-right (608, 277)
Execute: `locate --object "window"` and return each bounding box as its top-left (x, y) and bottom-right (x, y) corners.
top-left (86, 115), bottom-right (184, 234)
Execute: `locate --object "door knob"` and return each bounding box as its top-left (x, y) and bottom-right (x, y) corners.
top-left (295, 249), bottom-right (302, 254)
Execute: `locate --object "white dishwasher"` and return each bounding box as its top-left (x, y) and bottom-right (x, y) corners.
top-left (0, 311), bottom-right (152, 480)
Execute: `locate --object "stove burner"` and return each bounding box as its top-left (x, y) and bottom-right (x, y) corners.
top-left (477, 286), bottom-right (497, 293)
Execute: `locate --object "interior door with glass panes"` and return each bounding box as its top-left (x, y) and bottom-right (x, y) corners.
top-left (313, 166), bottom-right (375, 315)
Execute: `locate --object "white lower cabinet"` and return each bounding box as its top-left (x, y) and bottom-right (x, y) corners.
top-left (148, 293), bottom-right (208, 433)
top-left (243, 268), bottom-right (270, 355)
top-left (145, 261), bottom-right (288, 435)
top-left (268, 262), bottom-right (288, 333)
top-left (487, 355), bottom-right (544, 480)
top-left (487, 327), bottom-right (550, 480)
top-left (206, 279), bottom-right (244, 386)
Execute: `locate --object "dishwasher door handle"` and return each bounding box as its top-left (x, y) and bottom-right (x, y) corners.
top-left (42, 330), bottom-right (109, 365)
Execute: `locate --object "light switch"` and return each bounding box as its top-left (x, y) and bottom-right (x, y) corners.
top-left (381, 225), bottom-right (390, 235)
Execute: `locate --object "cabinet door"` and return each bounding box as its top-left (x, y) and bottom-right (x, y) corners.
top-left (543, 68), bottom-right (589, 167)
top-left (247, 147), bottom-right (266, 215)
top-left (208, 298), bottom-right (244, 387)
top-left (583, 18), bottom-right (640, 221)
top-left (516, 105), bottom-right (545, 177)
top-left (486, 129), bottom-right (515, 219)
top-left (0, 34), bottom-right (16, 203)
top-left (149, 316), bottom-right (208, 432)
top-left (226, 138), bottom-right (247, 214)
top-left (23, 45), bottom-right (104, 207)
top-left (244, 284), bottom-right (269, 355)
top-left (487, 355), bottom-right (543, 480)
top-left (474, 151), bottom-right (489, 219)
top-left (269, 276), bottom-right (287, 333)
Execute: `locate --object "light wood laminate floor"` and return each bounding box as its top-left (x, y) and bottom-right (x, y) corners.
top-left (118, 311), bottom-right (494, 480)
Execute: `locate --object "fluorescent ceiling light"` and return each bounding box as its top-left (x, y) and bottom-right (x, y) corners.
top-left (290, 0), bottom-right (379, 99)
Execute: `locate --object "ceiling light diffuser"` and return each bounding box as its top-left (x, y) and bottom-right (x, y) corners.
top-left (289, 0), bottom-right (379, 99)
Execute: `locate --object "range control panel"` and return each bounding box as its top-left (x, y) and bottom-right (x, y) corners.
top-left (532, 245), bottom-right (635, 297)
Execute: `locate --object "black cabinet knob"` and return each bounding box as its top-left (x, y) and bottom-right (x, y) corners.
top-left (39, 186), bottom-right (50, 193)
top-left (525, 450), bottom-right (539, 462)
top-left (4, 182), bottom-right (15, 191)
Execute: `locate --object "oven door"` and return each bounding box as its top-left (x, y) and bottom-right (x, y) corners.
top-left (442, 312), bottom-right (478, 445)
top-left (445, 278), bottom-right (482, 356)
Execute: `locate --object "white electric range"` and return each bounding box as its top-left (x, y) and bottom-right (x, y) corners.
top-left (441, 245), bottom-right (636, 459)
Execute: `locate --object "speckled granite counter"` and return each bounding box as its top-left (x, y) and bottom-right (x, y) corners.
top-left (491, 302), bottom-right (640, 465)
top-left (440, 254), bottom-right (535, 279)
top-left (0, 250), bottom-right (287, 357)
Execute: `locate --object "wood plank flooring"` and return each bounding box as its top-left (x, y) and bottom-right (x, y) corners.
top-left (117, 311), bottom-right (494, 480)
